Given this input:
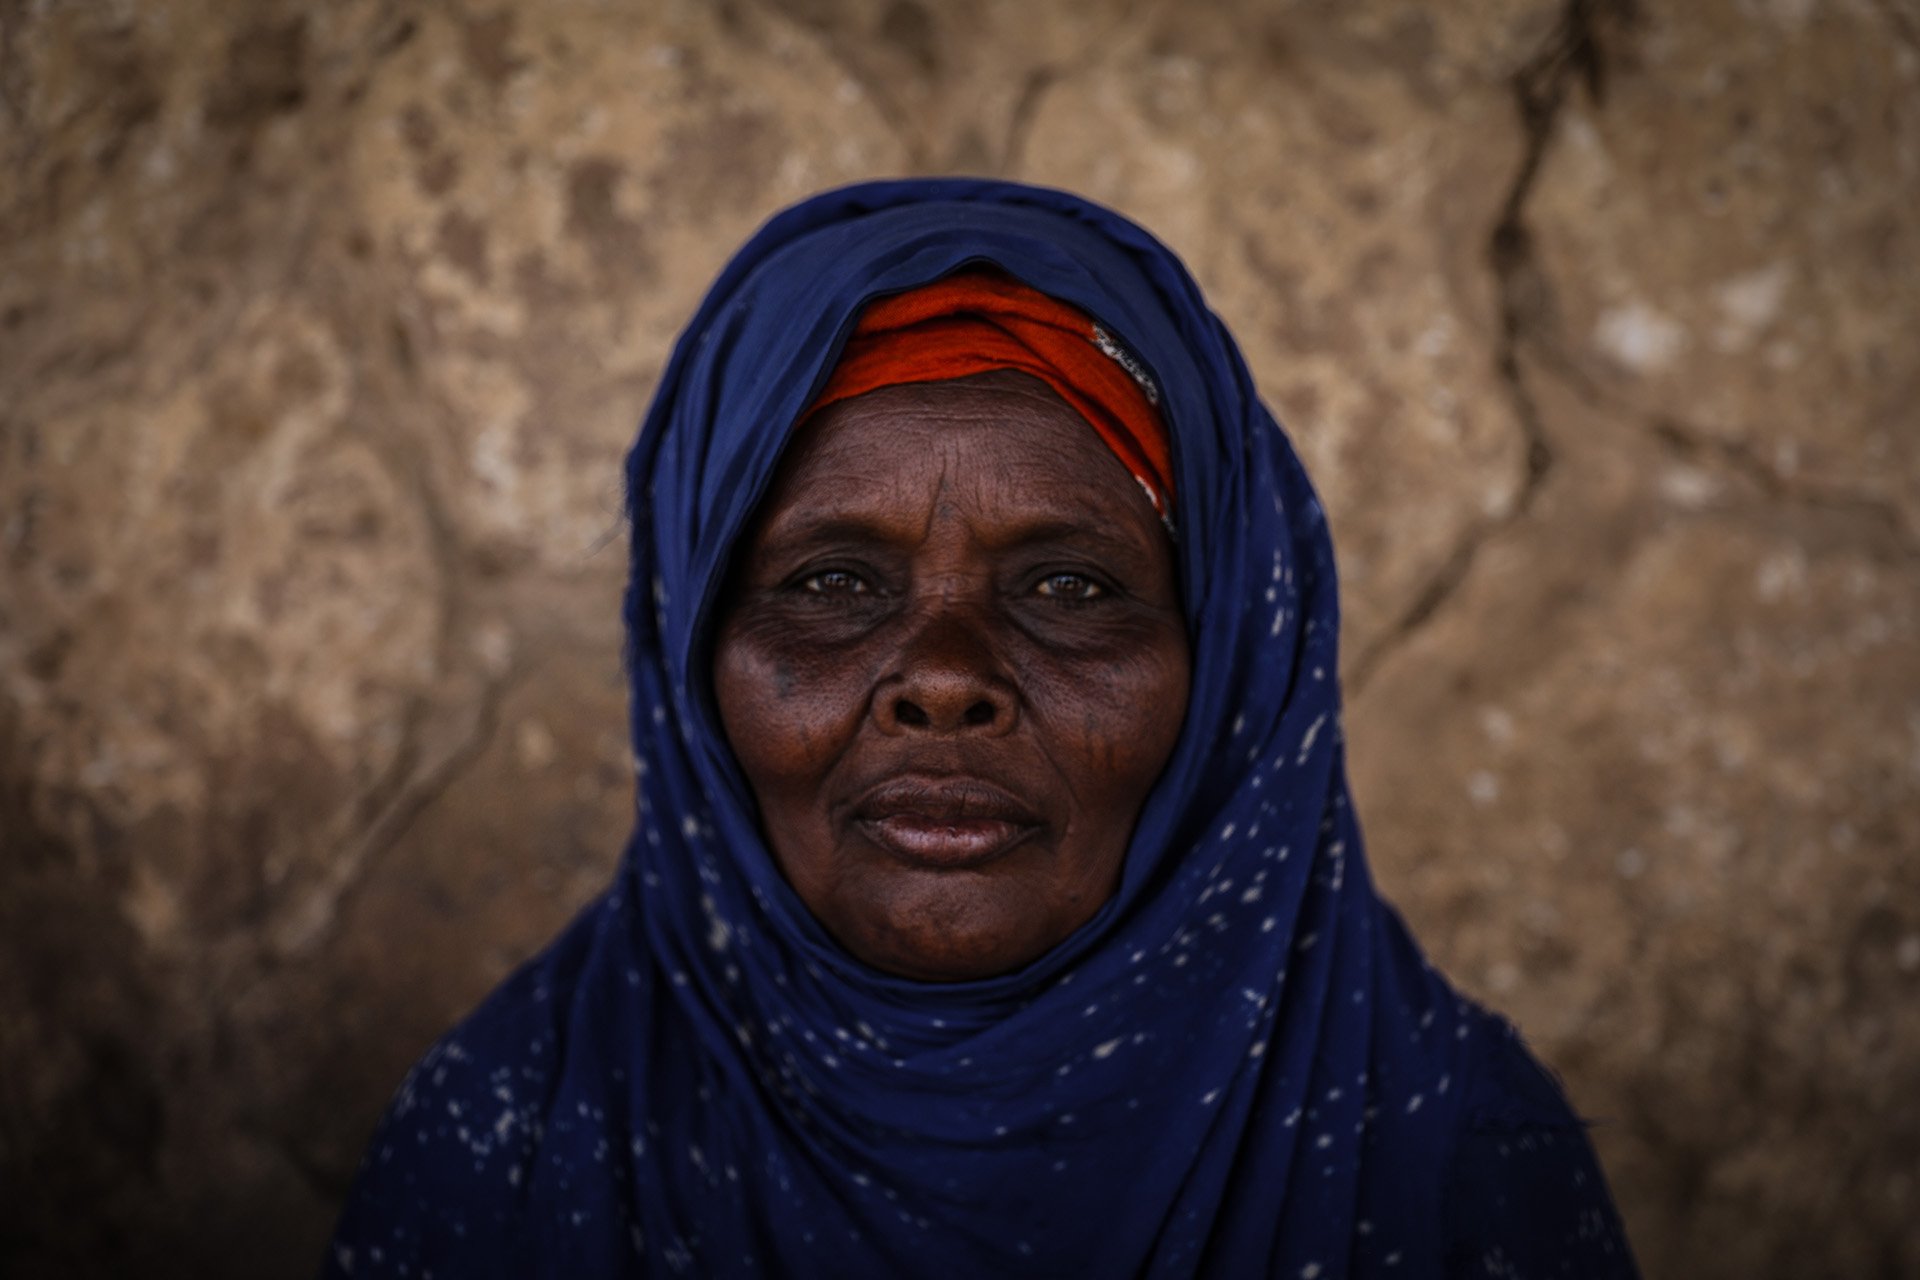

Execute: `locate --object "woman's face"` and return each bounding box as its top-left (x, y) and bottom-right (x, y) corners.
top-left (713, 372), bottom-right (1191, 981)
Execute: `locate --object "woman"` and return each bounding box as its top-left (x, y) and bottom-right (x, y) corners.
top-left (326, 179), bottom-right (1636, 1277)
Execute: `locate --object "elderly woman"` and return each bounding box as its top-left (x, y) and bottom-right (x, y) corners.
top-left (325, 180), bottom-right (1636, 1277)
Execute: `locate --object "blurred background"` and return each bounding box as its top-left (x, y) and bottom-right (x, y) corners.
top-left (2, 0), bottom-right (1915, 1274)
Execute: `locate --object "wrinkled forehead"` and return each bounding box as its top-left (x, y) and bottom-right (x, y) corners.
top-left (774, 371), bottom-right (1093, 477)
top-left (742, 372), bottom-right (1168, 559)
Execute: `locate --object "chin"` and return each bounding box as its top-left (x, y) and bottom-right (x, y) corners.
top-left (827, 883), bottom-right (1075, 983)
top-left (861, 943), bottom-right (1032, 984)
top-left (843, 925), bottom-right (1032, 983)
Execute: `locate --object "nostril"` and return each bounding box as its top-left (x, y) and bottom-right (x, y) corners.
top-left (962, 700), bottom-right (997, 728)
top-left (893, 698), bottom-right (930, 729)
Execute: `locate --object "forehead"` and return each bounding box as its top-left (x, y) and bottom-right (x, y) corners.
top-left (757, 373), bottom-right (1155, 537)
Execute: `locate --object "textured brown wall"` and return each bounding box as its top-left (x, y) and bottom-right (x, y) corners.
top-left (2, 1), bottom-right (1915, 1275)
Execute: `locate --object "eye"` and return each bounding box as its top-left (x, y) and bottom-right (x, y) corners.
top-left (1034, 571), bottom-right (1107, 602)
top-left (798, 568), bottom-right (870, 597)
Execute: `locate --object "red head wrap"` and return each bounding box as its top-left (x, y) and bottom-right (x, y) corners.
top-left (806, 272), bottom-right (1176, 528)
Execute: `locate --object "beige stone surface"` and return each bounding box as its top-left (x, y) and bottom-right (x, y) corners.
top-left (1523, 0), bottom-right (1920, 528)
top-left (1019, 0), bottom-right (1535, 662)
top-left (1351, 362), bottom-right (1920, 1276)
top-left (1, 0), bottom-right (1914, 1275)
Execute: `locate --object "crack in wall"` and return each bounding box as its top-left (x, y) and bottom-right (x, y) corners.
top-left (0, 10), bottom-right (35, 175)
top-left (1868, 0), bottom-right (1919, 60)
top-left (1522, 336), bottom-right (1920, 556)
top-left (997, 65), bottom-right (1058, 175)
top-left (1348, 0), bottom-right (1634, 694)
top-left (1644, 416), bottom-right (1918, 553)
top-left (996, 0), bottom-right (1165, 175)
top-left (1470, 0), bottom-right (1916, 560)
top-left (270, 664), bottom-right (514, 960)
top-left (261, 218), bottom-right (518, 960)
top-left (754, 0), bottom-right (1156, 176)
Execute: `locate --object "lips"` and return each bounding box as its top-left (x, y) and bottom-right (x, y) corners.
top-left (852, 775), bottom-right (1043, 868)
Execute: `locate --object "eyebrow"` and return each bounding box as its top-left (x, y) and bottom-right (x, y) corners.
top-left (756, 513), bottom-right (903, 552)
top-left (759, 510), bottom-right (1159, 569)
top-left (991, 517), bottom-right (1157, 565)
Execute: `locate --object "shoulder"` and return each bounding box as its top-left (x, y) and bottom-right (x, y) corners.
top-left (1440, 1012), bottom-right (1640, 1279)
top-left (323, 906), bottom-right (620, 1277)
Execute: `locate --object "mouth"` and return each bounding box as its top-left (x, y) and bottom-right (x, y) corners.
top-left (852, 775), bottom-right (1044, 869)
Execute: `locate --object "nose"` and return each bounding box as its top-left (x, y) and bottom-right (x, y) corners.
top-left (873, 602), bottom-right (1018, 737)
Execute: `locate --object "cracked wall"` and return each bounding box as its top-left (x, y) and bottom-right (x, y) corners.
top-left (2, 0), bottom-right (1915, 1275)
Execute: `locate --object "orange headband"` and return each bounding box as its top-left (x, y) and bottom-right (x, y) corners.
top-left (807, 272), bottom-right (1176, 528)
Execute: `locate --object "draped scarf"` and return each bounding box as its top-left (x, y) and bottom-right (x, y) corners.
top-left (326, 179), bottom-right (1635, 1278)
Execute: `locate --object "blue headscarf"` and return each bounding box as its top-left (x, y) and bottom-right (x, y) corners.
top-left (326, 180), bottom-right (1635, 1278)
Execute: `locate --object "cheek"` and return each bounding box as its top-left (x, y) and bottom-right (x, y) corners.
top-left (713, 623), bottom-right (866, 790)
top-left (1032, 635), bottom-right (1191, 794)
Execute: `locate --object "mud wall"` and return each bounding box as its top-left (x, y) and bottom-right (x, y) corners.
top-left (2, 1), bottom-right (1916, 1275)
